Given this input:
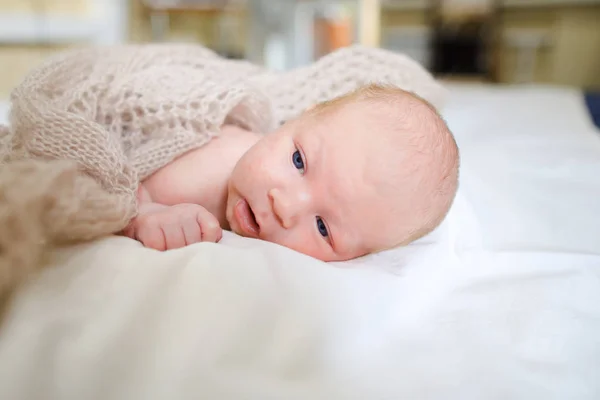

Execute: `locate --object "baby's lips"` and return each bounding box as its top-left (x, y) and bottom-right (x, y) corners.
top-left (234, 198), bottom-right (260, 237)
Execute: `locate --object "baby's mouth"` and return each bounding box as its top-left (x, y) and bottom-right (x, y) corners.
top-left (234, 198), bottom-right (260, 237)
top-left (248, 202), bottom-right (259, 230)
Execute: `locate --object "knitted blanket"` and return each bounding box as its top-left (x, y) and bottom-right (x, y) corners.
top-left (0, 44), bottom-right (447, 300)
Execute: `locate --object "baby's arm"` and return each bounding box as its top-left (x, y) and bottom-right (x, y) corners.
top-left (122, 183), bottom-right (222, 251)
top-left (123, 124), bottom-right (258, 250)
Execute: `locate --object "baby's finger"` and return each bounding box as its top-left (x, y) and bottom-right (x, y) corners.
top-left (162, 223), bottom-right (187, 250)
top-left (202, 225), bottom-right (222, 243)
top-left (181, 217), bottom-right (202, 245)
top-left (197, 211), bottom-right (222, 243)
top-left (137, 225), bottom-right (167, 251)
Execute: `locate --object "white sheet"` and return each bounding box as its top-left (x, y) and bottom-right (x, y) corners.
top-left (0, 84), bottom-right (599, 400)
top-left (445, 84), bottom-right (600, 255)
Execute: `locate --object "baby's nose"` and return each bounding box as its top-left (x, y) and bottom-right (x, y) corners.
top-left (268, 188), bottom-right (311, 229)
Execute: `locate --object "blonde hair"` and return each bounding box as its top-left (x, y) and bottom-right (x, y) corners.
top-left (308, 83), bottom-right (460, 249)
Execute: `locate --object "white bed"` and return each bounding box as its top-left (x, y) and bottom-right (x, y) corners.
top-left (0, 83), bottom-right (599, 400)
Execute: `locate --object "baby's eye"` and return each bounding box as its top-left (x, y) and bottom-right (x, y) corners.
top-left (316, 217), bottom-right (329, 238)
top-left (292, 149), bottom-right (305, 174)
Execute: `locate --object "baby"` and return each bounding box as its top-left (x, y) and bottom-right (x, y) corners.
top-left (123, 84), bottom-right (459, 262)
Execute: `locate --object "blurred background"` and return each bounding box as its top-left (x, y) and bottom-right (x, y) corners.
top-left (0, 0), bottom-right (598, 101)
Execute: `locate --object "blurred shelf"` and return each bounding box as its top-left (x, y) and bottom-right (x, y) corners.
top-left (0, 0), bottom-right (127, 45)
top-left (502, 0), bottom-right (600, 7)
top-left (382, 0), bottom-right (600, 10)
top-left (381, 0), bottom-right (427, 11)
top-left (140, 0), bottom-right (244, 43)
top-left (140, 0), bottom-right (245, 14)
top-left (0, 13), bottom-right (101, 44)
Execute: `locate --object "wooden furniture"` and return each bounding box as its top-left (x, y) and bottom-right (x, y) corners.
top-left (428, 0), bottom-right (501, 82)
top-left (140, 0), bottom-right (381, 68)
top-left (381, 1), bottom-right (600, 88)
top-left (141, 0), bottom-right (245, 57)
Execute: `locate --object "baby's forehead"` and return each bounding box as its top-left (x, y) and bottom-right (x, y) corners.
top-left (300, 89), bottom-right (443, 173)
top-left (310, 103), bottom-right (412, 157)
top-left (312, 96), bottom-right (441, 195)
top-left (319, 92), bottom-right (435, 132)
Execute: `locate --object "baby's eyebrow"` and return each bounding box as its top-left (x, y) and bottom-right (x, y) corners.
top-left (298, 128), bottom-right (323, 171)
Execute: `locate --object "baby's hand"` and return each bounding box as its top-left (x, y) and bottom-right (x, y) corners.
top-left (124, 203), bottom-right (222, 251)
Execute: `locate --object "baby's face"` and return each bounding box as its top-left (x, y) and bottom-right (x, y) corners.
top-left (226, 102), bottom-right (414, 261)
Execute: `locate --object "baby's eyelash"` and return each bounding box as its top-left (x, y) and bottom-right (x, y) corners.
top-left (316, 217), bottom-right (329, 238)
top-left (292, 147), bottom-right (306, 174)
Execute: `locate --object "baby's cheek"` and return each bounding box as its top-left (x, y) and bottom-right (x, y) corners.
top-left (241, 156), bottom-right (271, 185)
top-left (278, 230), bottom-right (326, 260)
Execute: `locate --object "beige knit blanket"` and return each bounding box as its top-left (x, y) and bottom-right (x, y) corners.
top-left (0, 44), bottom-right (447, 300)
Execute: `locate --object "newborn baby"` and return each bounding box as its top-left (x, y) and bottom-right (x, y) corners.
top-left (124, 84), bottom-right (459, 261)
